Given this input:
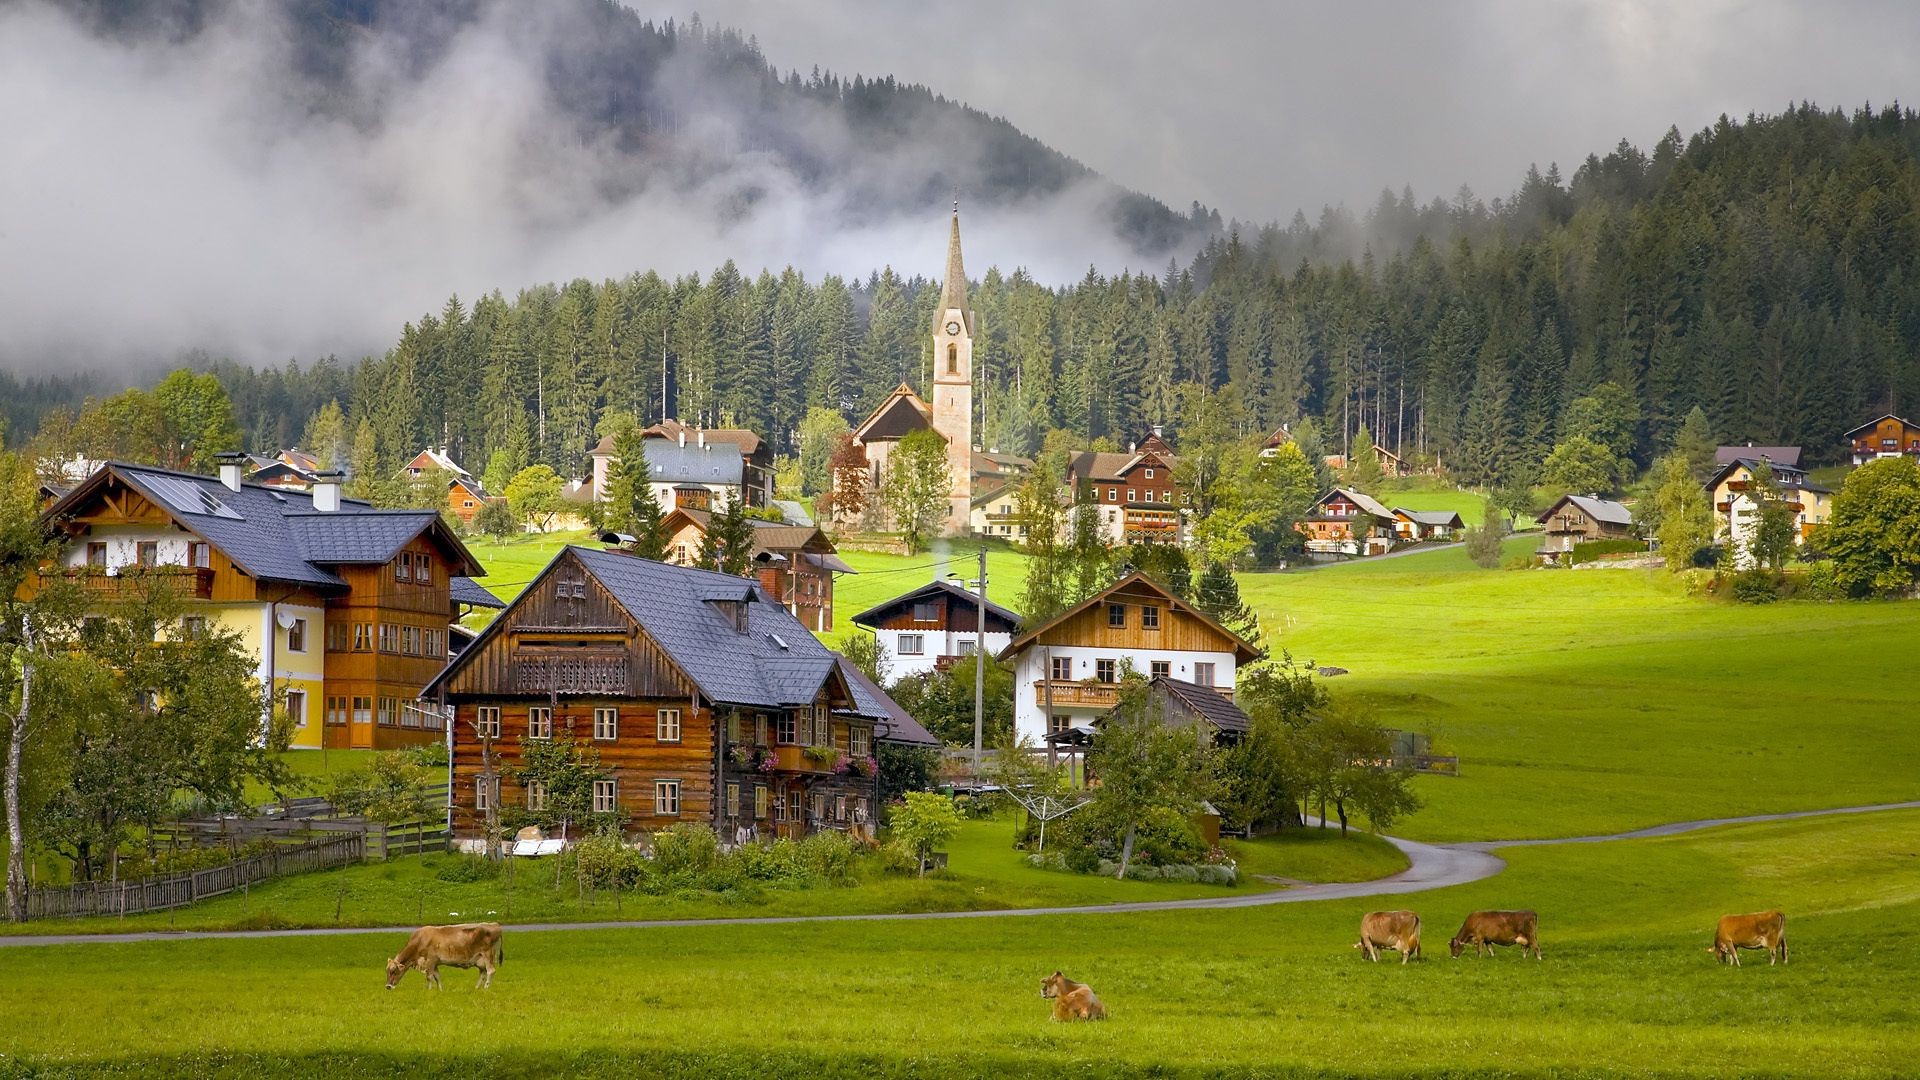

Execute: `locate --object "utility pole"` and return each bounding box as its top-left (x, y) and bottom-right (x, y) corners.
top-left (973, 545), bottom-right (988, 772)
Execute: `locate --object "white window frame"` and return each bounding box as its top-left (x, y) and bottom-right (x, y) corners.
top-left (476, 706), bottom-right (502, 739)
top-left (657, 707), bottom-right (682, 743)
top-left (528, 706), bottom-right (553, 740)
top-left (284, 689), bottom-right (307, 728)
top-left (654, 779), bottom-right (680, 816)
top-left (475, 776), bottom-right (496, 811)
top-left (593, 707), bottom-right (619, 741)
top-left (897, 634), bottom-right (924, 656)
top-left (851, 725), bottom-right (870, 758)
top-left (526, 779), bottom-right (548, 812)
top-left (287, 618), bottom-right (307, 653)
top-left (1195, 662), bottom-right (1217, 687)
top-left (593, 779), bottom-right (618, 814)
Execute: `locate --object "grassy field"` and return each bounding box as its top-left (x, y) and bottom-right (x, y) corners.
top-left (1241, 546), bottom-right (1920, 842)
top-left (0, 818), bottom-right (1407, 937)
top-left (4, 808), bottom-right (1913, 1077)
top-left (1372, 476), bottom-right (1493, 527)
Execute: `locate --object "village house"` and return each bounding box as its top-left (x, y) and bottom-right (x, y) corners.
top-left (624, 507), bottom-right (854, 632)
top-left (1391, 507), bottom-right (1464, 541)
top-left (445, 475), bottom-right (500, 527)
top-left (1300, 487), bottom-right (1398, 556)
top-left (429, 547), bottom-right (902, 844)
top-left (850, 577), bottom-right (1022, 683)
top-left (1066, 430), bottom-right (1185, 545)
top-left (589, 421), bottom-right (775, 509)
top-left (1714, 443), bottom-right (1801, 469)
top-left (39, 456), bottom-right (487, 750)
top-left (1706, 456), bottom-right (1833, 566)
top-left (1534, 494), bottom-right (1637, 564)
top-left (1843, 414), bottom-right (1920, 465)
top-left (998, 571), bottom-right (1260, 745)
top-left (245, 449), bottom-right (322, 489)
top-left (403, 447), bottom-right (472, 482)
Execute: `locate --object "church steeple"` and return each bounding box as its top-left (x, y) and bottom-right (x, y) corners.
top-left (935, 203), bottom-right (973, 335)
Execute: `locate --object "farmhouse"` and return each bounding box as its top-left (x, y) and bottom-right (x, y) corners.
top-left (403, 446), bottom-right (472, 482)
top-left (246, 449), bottom-right (322, 489)
top-left (39, 457), bottom-right (486, 749)
top-left (850, 577), bottom-right (1022, 683)
top-left (445, 475), bottom-right (499, 526)
top-left (1300, 488), bottom-right (1398, 555)
top-left (1066, 430), bottom-right (1185, 545)
top-left (638, 507), bottom-right (854, 632)
top-left (589, 421), bottom-right (775, 509)
top-left (1707, 456), bottom-right (1832, 565)
top-left (998, 571), bottom-right (1260, 744)
top-left (1843, 414), bottom-right (1920, 465)
top-left (1392, 507), bottom-right (1464, 541)
top-left (431, 548), bottom-right (900, 843)
top-left (1534, 494), bottom-right (1636, 563)
top-left (1714, 443), bottom-right (1801, 468)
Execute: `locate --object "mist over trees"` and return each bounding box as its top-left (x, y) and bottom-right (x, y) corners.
top-left (12, 106), bottom-right (1920, 490)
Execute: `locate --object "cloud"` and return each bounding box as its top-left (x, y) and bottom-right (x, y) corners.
top-left (0, 1), bottom-right (1145, 370)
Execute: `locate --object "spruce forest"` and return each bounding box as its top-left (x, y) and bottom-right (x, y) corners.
top-left (16, 104), bottom-right (1920, 485)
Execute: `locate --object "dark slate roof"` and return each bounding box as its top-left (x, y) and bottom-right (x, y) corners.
top-left (1708, 458), bottom-right (1831, 496)
top-left (569, 547), bottom-right (840, 709)
top-left (850, 578), bottom-right (1023, 632)
top-left (1151, 676), bottom-right (1251, 735)
top-left (837, 658), bottom-right (939, 745)
top-left (1715, 445), bottom-right (1801, 468)
top-left (1537, 494), bottom-right (1635, 527)
top-left (449, 576), bottom-right (505, 609)
top-left (287, 511), bottom-right (441, 564)
top-left (640, 440), bottom-right (744, 486)
top-left (1315, 487), bottom-right (1395, 519)
top-left (45, 463), bottom-right (482, 589)
top-left (1394, 508), bottom-right (1465, 527)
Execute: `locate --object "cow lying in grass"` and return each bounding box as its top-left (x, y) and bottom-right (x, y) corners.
top-left (1354, 910), bottom-right (1422, 963)
top-left (386, 923), bottom-right (504, 989)
top-left (1040, 971), bottom-right (1107, 1021)
top-left (1450, 910), bottom-right (1542, 959)
top-left (1712, 911), bottom-right (1787, 966)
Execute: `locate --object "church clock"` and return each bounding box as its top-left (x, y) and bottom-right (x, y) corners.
top-left (945, 320), bottom-right (960, 335)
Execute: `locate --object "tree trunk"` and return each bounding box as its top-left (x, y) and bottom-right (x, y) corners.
top-left (5, 626), bottom-right (35, 922)
top-left (1335, 797), bottom-right (1349, 837)
top-left (1116, 824), bottom-right (1136, 880)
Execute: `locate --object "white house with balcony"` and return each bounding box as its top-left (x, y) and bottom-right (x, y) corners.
top-left (849, 578), bottom-right (1022, 684)
top-left (996, 571), bottom-right (1262, 745)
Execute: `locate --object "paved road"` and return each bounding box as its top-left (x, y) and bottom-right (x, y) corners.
top-left (3, 801), bottom-right (1915, 949)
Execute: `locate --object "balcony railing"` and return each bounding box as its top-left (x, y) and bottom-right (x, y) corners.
top-left (772, 745), bottom-right (836, 774)
top-left (59, 565), bottom-right (215, 600)
top-left (1034, 681), bottom-right (1123, 708)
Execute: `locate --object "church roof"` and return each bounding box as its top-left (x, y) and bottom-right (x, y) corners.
top-left (934, 208), bottom-right (974, 335)
top-left (853, 383), bottom-right (935, 443)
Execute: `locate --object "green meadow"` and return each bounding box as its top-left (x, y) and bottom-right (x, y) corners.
top-left (3, 808), bottom-right (1914, 1078)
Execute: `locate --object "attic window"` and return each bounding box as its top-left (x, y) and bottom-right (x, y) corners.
top-left (556, 578), bottom-right (586, 600)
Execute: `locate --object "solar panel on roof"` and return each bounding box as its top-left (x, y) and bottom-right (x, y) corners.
top-left (139, 474), bottom-right (242, 520)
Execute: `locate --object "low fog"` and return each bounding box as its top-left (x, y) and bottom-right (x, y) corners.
top-left (0, 2), bottom-right (1145, 369)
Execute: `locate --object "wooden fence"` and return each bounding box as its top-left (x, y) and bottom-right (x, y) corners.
top-left (24, 833), bottom-right (365, 920)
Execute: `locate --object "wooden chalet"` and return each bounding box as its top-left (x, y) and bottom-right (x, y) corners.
top-left (429, 548), bottom-right (902, 843)
top-left (1300, 488), bottom-right (1397, 555)
top-left (1844, 415), bottom-right (1920, 465)
top-left (446, 475), bottom-right (498, 526)
top-left (1067, 430), bottom-right (1184, 545)
top-left (1391, 507), bottom-right (1464, 541)
top-left (39, 459), bottom-right (485, 750)
top-left (1534, 494), bottom-right (1637, 563)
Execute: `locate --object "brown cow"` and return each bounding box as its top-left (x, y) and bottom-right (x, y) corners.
top-left (1040, 971), bottom-right (1107, 1021)
top-left (1449, 910), bottom-right (1541, 959)
top-left (386, 922), bottom-right (504, 989)
top-left (1354, 910), bottom-right (1422, 964)
top-left (1711, 911), bottom-right (1787, 967)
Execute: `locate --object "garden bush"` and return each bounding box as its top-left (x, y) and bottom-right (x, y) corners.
top-left (1570, 538), bottom-right (1647, 564)
top-left (650, 822), bottom-right (722, 876)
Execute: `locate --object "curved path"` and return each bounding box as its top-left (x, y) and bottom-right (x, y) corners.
top-left (3, 801), bottom-right (1916, 949)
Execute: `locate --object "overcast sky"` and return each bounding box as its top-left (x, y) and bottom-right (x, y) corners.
top-left (657, 0), bottom-right (1920, 221)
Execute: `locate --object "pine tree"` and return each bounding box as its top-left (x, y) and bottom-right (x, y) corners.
top-left (697, 493), bottom-right (755, 576)
top-left (1672, 405), bottom-right (1716, 482)
top-left (1193, 561), bottom-right (1261, 646)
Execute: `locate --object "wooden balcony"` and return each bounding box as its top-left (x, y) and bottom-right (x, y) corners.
top-left (773, 745), bottom-right (835, 774)
top-left (1034, 681), bottom-right (1123, 708)
top-left (509, 652), bottom-right (628, 695)
top-left (59, 565), bottom-right (214, 601)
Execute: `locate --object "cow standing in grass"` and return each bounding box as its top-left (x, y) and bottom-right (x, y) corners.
top-left (1449, 910), bottom-right (1542, 959)
top-left (1355, 911), bottom-right (1422, 963)
top-left (386, 923), bottom-right (504, 989)
top-left (1712, 911), bottom-right (1787, 966)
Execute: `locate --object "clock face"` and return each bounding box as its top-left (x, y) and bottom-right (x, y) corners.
top-left (945, 320), bottom-right (960, 335)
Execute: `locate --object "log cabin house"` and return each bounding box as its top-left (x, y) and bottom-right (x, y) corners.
top-left (1844, 414), bottom-right (1920, 465)
top-left (38, 458), bottom-right (485, 750)
top-left (429, 547), bottom-right (901, 844)
top-left (1066, 431), bottom-right (1185, 546)
top-left (1533, 494), bottom-right (1637, 564)
top-left (1300, 488), bottom-right (1398, 555)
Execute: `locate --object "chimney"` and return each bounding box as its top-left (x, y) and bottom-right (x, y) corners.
top-left (215, 451), bottom-right (247, 492)
top-left (312, 470), bottom-right (343, 512)
top-left (678, 430), bottom-right (687, 448)
top-left (698, 431), bottom-right (706, 448)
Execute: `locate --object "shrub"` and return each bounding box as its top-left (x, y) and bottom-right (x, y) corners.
top-left (1195, 864), bottom-right (1238, 885)
top-left (433, 854), bottom-right (499, 883)
top-left (650, 822), bottom-right (721, 876)
top-left (1570, 538), bottom-right (1647, 564)
top-left (1159, 864), bottom-right (1200, 883)
top-left (575, 832), bottom-right (647, 890)
top-left (797, 830), bottom-right (858, 884)
top-left (1127, 806), bottom-right (1207, 867)
top-left (1731, 568), bottom-right (1786, 604)
top-left (1122, 863), bottom-right (1161, 881)
top-left (1062, 844), bottom-right (1103, 875)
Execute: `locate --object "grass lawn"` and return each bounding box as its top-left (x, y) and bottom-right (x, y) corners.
top-left (3, 809), bottom-right (1913, 1077)
top-left (830, 544), bottom-right (1034, 636)
top-left (1239, 544), bottom-right (1920, 842)
top-left (1373, 476), bottom-right (1492, 527)
top-left (461, 530), bottom-right (593, 605)
top-left (0, 818), bottom-right (1406, 937)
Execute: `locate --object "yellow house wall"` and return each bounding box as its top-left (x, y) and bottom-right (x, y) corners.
top-left (201, 602), bottom-right (328, 748)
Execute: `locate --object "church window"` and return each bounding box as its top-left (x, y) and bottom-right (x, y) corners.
top-left (947, 344), bottom-right (958, 374)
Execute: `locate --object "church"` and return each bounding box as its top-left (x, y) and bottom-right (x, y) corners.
top-left (834, 208), bottom-right (976, 536)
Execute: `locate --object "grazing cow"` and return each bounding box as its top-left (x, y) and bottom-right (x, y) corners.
top-left (1354, 910), bottom-right (1422, 963)
top-left (386, 922), bottom-right (504, 989)
top-left (1711, 911), bottom-right (1787, 967)
top-left (1040, 971), bottom-right (1107, 1021)
top-left (1449, 910), bottom-right (1541, 959)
